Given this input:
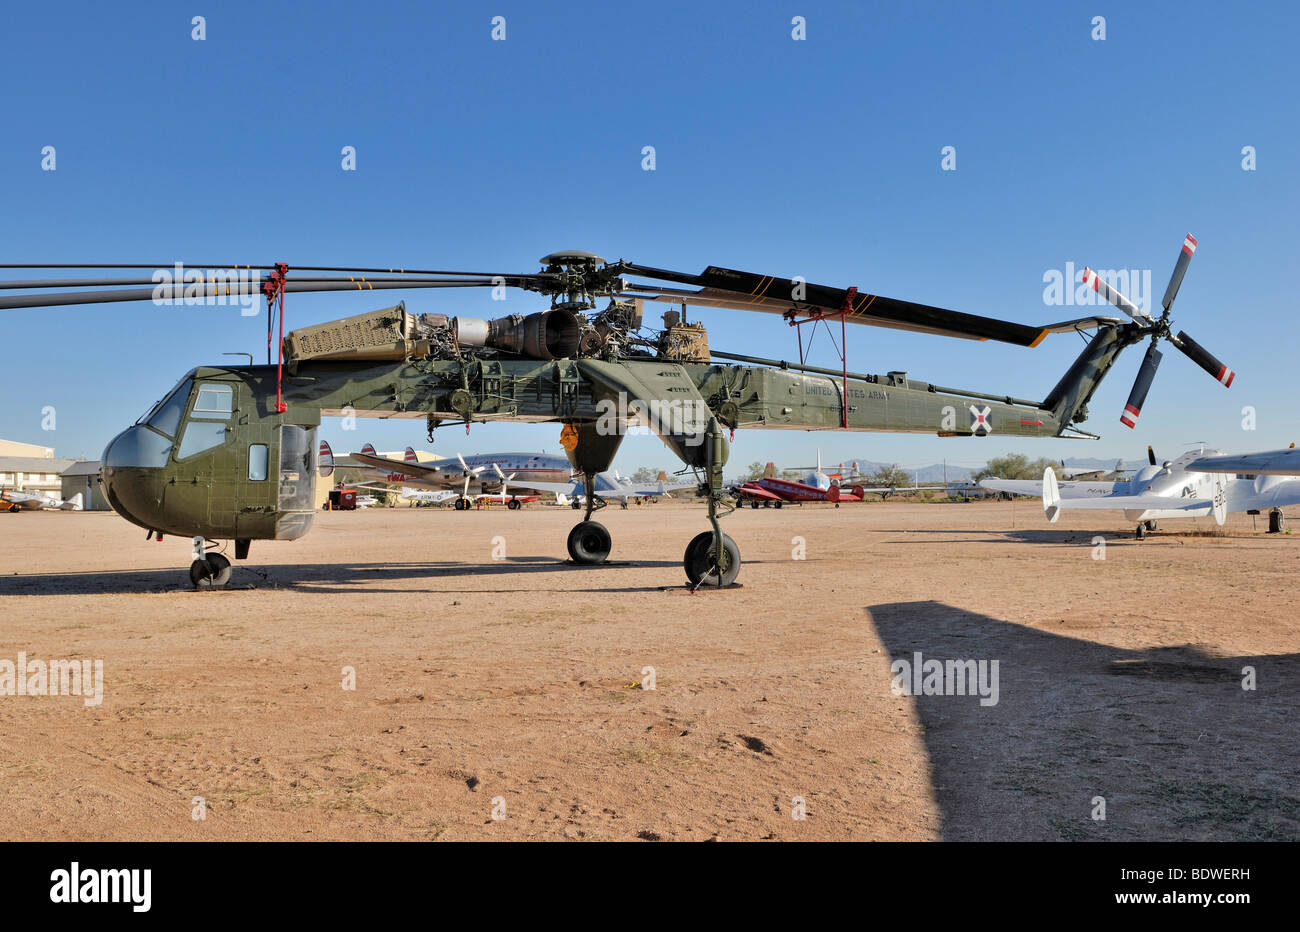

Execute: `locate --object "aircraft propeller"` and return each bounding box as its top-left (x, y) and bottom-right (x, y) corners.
top-left (492, 462), bottom-right (517, 499)
top-left (1081, 234), bottom-right (1233, 429)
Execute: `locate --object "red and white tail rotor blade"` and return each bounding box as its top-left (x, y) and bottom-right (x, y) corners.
top-left (1120, 343), bottom-right (1163, 429)
top-left (1081, 267), bottom-right (1151, 322)
top-left (1161, 233), bottom-right (1197, 313)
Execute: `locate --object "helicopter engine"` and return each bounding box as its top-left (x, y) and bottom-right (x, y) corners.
top-left (452, 310), bottom-right (581, 360)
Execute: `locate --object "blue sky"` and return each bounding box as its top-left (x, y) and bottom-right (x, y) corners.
top-left (1, 0), bottom-right (1295, 475)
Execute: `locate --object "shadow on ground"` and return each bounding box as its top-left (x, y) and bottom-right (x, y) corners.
top-left (868, 601), bottom-right (1300, 841)
top-left (0, 557), bottom-right (724, 596)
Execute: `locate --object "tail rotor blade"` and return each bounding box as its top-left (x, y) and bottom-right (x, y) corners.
top-left (1173, 330), bottom-right (1234, 386)
top-left (1161, 234), bottom-right (1198, 313)
top-left (1120, 344), bottom-right (1163, 429)
top-left (1082, 267), bottom-right (1151, 322)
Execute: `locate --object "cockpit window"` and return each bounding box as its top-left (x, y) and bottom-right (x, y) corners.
top-left (192, 384), bottom-right (234, 418)
top-left (140, 378), bottom-right (194, 438)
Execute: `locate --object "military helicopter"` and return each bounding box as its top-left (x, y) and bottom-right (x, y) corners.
top-left (0, 237), bottom-right (1233, 588)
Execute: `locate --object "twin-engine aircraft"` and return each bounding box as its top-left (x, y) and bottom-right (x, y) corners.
top-left (980, 446), bottom-right (1300, 537)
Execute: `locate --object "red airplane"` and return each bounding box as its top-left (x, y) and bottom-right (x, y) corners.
top-left (733, 455), bottom-right (866, 508)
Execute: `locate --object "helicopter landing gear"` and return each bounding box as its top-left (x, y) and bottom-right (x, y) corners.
top-left (1269, 507), bottom-right (1286, 533)
top-left (684, 417), bottom-right (741, 589)
top-left (567, 470), bottom-right (611, 563)
top-left (567, 521), bottom-right (612, 564)
top-left (189, 537), bottom-right (231, 588)
top-left (683, 531), bottom-right (740, 587)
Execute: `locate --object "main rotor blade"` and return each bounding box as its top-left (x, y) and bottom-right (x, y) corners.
top-left (0, 274), bottom-right (538, 291)
top-left (1161, 234), bottom-right (1197, 313)
top-left (1081, 267), bottom-right (1152, 323)
top-left (0, 277), bottom-right (539, 311)
top-left (1172, 330), bottom-right (1235, 387)
top-left (622, 264), bottom-right (1049, 346)
top-left (1120, 343), bottom-right (1163, 429)
top-left (0, 262), bottom-right (531, 277)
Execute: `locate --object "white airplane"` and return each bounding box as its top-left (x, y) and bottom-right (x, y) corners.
top-left (1057, 458), bottom-right (1130, 481)
top-left (540, 470), bottom-right (697, 509)
top-left (1, 489), bottom-right (82, 512)
top-left (980, 446), bottom-right (1300, 538)
top-left (399, 487), bottom-right (459, 507)
top-left (1187, 444), bottom-right (1300, 532)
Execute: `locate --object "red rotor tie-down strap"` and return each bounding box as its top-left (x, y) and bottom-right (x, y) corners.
top-left (839, 287), bottom-right (856, 428)
top-left (262, 263), bottom-right (289, 414)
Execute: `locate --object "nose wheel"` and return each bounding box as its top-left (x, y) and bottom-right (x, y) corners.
top-left (189, 552), bottom-right (231, 588)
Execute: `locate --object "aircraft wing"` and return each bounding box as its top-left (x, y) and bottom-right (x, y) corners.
top-left (1188, 448), bottom-right (1300, 476)
top-left (979, 479), bottom-right (1119, 498)
top-left (734, 484), bottom-right (784, 501)
top-left (1045, 494), bottom-right (1212, 513)
top-left (349, 450), bottom-right (458, 486)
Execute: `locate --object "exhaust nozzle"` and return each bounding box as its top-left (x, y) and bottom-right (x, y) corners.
top-left (453, 310), bottom-right (581, 360)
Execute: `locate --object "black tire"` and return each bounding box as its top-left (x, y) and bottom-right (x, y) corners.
top-left (683, 531), bottom-right (740, 587)
top-left (1144, 520), bottom-right (1158, 531)
top-left (190, 553), bottom-right (232, 588)
top-left (774, 500), bottom-right (783, 509)
top-left (567, 521), bottom-right (612, 564)
top-left (508, 499), bottom-right (521, 511)
top-left (1269, 509), bottom-right (1285, 533)
top-left (750, 501), bottom-right (758, 509)
top-left (1135, 524), bottom-right (1146, 541)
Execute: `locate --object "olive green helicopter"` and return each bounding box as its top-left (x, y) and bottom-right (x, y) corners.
top-left (0, 236), bottom-right (1232, 588)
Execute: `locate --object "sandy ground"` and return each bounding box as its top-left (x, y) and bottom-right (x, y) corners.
top-left (0, 500), bottom-right (1297, 841)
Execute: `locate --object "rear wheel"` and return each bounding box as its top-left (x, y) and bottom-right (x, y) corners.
top-left (683, 531), bottom-right (740, 587)
top-left (567, 521), bottom-right (611, 564)
top-left (507, 498), bottom-right (521, 511)
top-left (1269, 508), bottom-right (1286, 533)
top-left (1135, 523), bottom-right (1147, 541)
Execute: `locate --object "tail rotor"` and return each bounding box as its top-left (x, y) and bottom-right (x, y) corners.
top-left (1082, 234), bottom-right (1234, 429)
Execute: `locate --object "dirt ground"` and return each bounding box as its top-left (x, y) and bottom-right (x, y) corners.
top-left (1, 500), bottom-right (1297, 841)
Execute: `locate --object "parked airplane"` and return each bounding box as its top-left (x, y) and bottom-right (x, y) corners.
top-left (1057, 458), bottom-right (1130, 481)
top-left (331, 442), bottom-right (573, 510)
top-left (399, 488), bottom-right (459, 507)
top-left (329, 442), bottom-right (676, 510)
top-left (1, 489), bottom-right (82, 512)
top-left (979, 446), bottom-right (1300, 538)
top-left (1187, 444), bottom-right (1300, 532)
top-left (535, 470), bottom-right (696, 509)
top-left (732, 450), bottom-right (866, 507)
